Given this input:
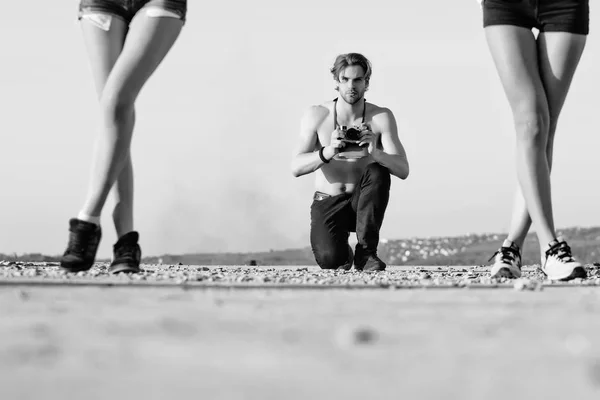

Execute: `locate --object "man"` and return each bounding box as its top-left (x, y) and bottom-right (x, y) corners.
top-left (291, 53), bottom-right (409, 271)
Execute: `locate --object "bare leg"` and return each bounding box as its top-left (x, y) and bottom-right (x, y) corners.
top-left (485, 26), bottom-right (555, 248)
top-left (80, 15), bottom-right (134, 237)
top-left (78, 14), bottom-right (183, 233)
top-left (504, 32), bottom-right (586, 254)
top-left (112, 153), bottom-right (134, 237)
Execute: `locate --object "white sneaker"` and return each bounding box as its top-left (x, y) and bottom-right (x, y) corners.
top-left (489, 241), bottom-right (522, 279)
top-left (541, 239), bottom-right (587, 281)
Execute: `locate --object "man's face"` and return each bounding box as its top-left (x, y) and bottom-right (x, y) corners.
top-left (337, 65), bottom-right (367, 105)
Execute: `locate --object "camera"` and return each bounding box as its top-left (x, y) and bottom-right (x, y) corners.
top-left (338, 125), bottom-right (362, 143)
top-left (335, 125), bottom-right (368, 160)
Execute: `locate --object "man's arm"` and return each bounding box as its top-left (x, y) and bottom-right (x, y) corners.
top-left (366, 108), bottom-right (410, 180)
top-left (291, 106), bottom-right (337, 177)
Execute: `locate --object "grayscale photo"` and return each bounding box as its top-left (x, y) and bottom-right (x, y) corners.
top-left (0, 1), bottom-right (599, 399)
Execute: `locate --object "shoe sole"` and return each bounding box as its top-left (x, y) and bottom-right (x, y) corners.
top-left (542, 266), bottom-right (587, 281)
top-left (490, 266), bottom-right (521, 279)
top-left (60, 262), bottom-right (94, 273)
top-left (108, 263), bottom-right (141, 275)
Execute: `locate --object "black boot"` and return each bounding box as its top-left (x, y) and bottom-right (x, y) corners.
top-left (60, 218), bottom-right (102, 272)
top-left (354, 247), bottom-right (386, 272)
top-left (108, 231), bottom-right (142, 274)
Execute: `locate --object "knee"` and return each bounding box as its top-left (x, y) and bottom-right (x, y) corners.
top-left (514, 109), bottom-right (549, 147)
top-left (364, 163), bottom-right (391, 188)
top-left (314, 248), bottom-right (349, 270)
top-left (100, 91), bottom-right (135, 124)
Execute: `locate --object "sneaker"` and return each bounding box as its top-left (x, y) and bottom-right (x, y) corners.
top-left (60, 218), bottom-right (102, 272)
top-left (489, 241), bottom-right (522, 279)
top-left (108, 231), bottom-right (142, 274)
top-left (541, 239), bottom-right (586, 281)
top-left (337, 245), bottom-right (354, 271)
top-left (354, 247), bottom-right (386, 272)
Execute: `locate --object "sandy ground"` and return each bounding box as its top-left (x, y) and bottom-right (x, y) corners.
top-left (1, 266), bottom-right (600, 400)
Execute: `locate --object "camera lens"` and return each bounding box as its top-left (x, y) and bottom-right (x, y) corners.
top-left (346, 128), bottom-right (360, 141)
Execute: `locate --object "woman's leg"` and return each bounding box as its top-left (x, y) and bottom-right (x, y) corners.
top-left (503, 32), bottom-right (586, 255)
top-left (485, 26), bottom-right (555, 249)
top-left (79, 15), bottom-right (136, 239)
top-left (60, 13), bottom-right (128, 272)
top-left (62, 11), bottom-right (183, 272)
top-left (79, 15), bottom-right (182, 222)
top-left (486, 26), bottom-right (587, 280)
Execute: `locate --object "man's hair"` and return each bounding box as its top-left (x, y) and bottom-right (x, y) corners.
top-left (330, 53), bottom-right (372, 90)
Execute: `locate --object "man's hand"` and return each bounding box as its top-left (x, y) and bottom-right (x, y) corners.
top-left (358, 129), bottom-right (382, 157)
top-left (322, 128), bottom-right (345, 160)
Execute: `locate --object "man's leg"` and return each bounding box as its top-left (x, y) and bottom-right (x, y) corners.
top-left (351, 163), bottom-right (391, 271)
top-left (310, 194), bottom-right (354, 270)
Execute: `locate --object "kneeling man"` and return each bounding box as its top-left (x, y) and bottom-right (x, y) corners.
top-left (291, 53), bottom-right (409, 271)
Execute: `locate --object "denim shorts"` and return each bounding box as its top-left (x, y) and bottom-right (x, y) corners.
top-left (482, 0), bottom-right (589, 34)
top-left (78, 0), bottom-right (187, 24)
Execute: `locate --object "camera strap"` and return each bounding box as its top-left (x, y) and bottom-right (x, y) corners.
top-left (333, 97), bottom-right (366, 129)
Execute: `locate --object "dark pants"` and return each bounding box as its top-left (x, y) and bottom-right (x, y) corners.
top-left (310, 163), bottom-right (391, 270)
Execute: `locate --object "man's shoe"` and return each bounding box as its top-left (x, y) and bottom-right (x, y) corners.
top-left (337, 245), bottom-right (354, 271)
top-left (355, 248), bottom-right (386, 272)
top-left (108, 231), bottom-right (142, 274)
top-left (362, 255), bottom-right (386, 272)
top-left (60, 218), bottom-right (102, 272)
top-left (489, 243), bottom-right (522, 279)
top-left (541, 239), bottom-right (586, 281)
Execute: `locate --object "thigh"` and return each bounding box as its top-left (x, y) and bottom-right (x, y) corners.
top-left (310, 196), bottom-right (352, 254)
top-left (537, 32), bottom-right (587, 122)
top-left (484, 25), bottom-right (549, 116)
top-left (79, 6), bottom-right (128, 97)
top-left (101, 9), bottom-right (184, 104)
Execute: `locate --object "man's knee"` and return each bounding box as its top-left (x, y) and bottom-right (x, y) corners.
top-left (314, 247), bottom-right (351, 270)
top-left (364, 163), bottom-right (391, 188)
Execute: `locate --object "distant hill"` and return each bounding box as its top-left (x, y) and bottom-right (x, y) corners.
top-left (3, 226), bottom-right (600, 266)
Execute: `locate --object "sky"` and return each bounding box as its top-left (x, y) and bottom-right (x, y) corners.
top-left (1, 1), bottom-right (599, 258)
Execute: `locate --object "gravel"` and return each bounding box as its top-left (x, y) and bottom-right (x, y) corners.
top-left (1, 261), bottom-right (599, 289)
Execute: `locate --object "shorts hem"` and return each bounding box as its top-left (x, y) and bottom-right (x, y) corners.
top-left (483, 20), bottom-right (537, 31)
top-left (142, 1), bottom-right (186, 23)
top-left (540, 24), bottom-right (589, 35)
top-left (78, 7), bottom-right (128, 24)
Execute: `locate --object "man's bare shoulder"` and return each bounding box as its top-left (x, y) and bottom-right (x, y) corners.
top-left (305, 102), bottom-right (333, 120)
top-left (366, 101), bottom-right (394, 120)
top-left (301, 102), bottom-right (333, 129)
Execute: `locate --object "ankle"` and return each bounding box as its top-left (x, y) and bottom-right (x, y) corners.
top-left (116, 230), bottom-right (136, 240)
top-left (543, 237), bottom-right (560, 253)
top-left (77, 212), bottom-right (101, 226)
top-left (502, 239), bottom-right (521, 253)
